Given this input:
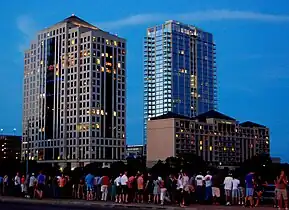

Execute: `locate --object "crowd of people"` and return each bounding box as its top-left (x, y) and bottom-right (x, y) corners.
top-left (0, 169), bottom-right (288, 209)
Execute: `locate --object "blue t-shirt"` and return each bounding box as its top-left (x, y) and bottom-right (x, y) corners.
top-left (245, 173), bottom-right (254, 188)
top-left (85, 174), bottom-right (94, 186)
top-left (37, 174), bottom-right (45, 184)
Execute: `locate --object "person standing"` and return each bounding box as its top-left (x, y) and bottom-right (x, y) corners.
top-left (85, 172), bottom-right (94, 201)
top-left (28, 173), bottom-right (36, 198)
top-left (223, 173), bottom-right (233, 205)
top-left (195, 172), bottom-right (204, 203)
top-left (14, 172), bottom-right (21, 197)
top-left (114, 173), bottom-right (122, 203)
top-left (211, 172), bottom-right (221, 205)
top-left (145, 173), bottom-right (154, 203)
top-left (276, 170), bottom-right (288, 210)
top-left (232, 176), bottom-right (240, 205)
top-left (37, 171), bottom-right (46, 199)
top-left (120, 171), bottom-right (128, 203)
top-left (101, 174), bottom-right (109, 201)
top-left (244, 172), bottom-right (254, 207)
top-left (204, 171), bottom-right (212, 203)
top-left (137, 174), bottom-right (144, 203)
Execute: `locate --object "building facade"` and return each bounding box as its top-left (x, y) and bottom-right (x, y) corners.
top-left (147, 111), bottom-right (270, 167)
top-left (143, 20), bottom-right (217, 145)
top-left (22, 15), bottom-right (126, 168)
top-left (126, 145), bottom-right (144, 158)
top-left (0, 135), bottom-right (21, 160)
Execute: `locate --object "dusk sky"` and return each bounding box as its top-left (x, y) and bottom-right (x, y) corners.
top-left (1, 0), bottom-right (289, 161)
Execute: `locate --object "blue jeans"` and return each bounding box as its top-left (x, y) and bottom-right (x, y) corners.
top-left (205, 186), bottom-right (212, 201)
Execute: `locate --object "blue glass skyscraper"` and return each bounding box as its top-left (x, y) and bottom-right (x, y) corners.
top-left (143, 20), bottom-right (217, 145)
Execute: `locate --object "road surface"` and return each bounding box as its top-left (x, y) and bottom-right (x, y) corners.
top-left (0, 197), bottom-right (274, 210)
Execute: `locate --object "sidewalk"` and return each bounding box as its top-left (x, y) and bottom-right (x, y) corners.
top-left (0, 197), bottom-right (273, 210)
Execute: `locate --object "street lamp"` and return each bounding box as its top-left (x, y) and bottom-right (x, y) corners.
top-left (0, 128), bottom-right (3, 135)
top-left (26, 120), bottom-right (30, 175)
top-left (13, 128), bottom-right (16, 136)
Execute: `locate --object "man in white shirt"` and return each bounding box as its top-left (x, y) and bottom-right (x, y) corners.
top-left (223, 173), bottom-right (233, 205)
top-left (14, 172), bottom-right (21, 197)
top-left (28, 173), bottom-right (36, 198)
top-left (195, 173), bottom-right (205, 203)
top-left (204, 171), bottom-right (212, 202)
top-left (232, 176), bottom-right (240, 205)
top-left (114, 174), bottom-right (122, 203)
top-left (120, 171), bottom-right (128, 203)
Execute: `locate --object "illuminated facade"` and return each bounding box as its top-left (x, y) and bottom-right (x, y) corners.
top-left (146, 111), bottom-right (270, 167)
top-left (22, 15), bottom-right (126, 168)
top-left (0, 135), bottom-right (21, 160)
top-left (143, 20), bottom-right (217, 145)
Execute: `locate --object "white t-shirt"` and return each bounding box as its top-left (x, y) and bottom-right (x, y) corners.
top-left (120, 174), bottom-right (128, 186)
top-left (114, 176), bottom-right (121, 186)
top-left (195, 175), bottom-right (204, 186)
top-left (232, 179), bottom-right (240, 190)
top-left (204, 175), bottom-right (212, 187)
top-left (14, 175), bottom-right (20, 186)
top-left (224, 176), bottom-right (233, 190)
top-left (29, 176), bottom-right (36, 187)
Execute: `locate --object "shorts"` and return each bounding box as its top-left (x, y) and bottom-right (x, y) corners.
top-left (212, 187), bottom-right (220, 197)
top-left (116, 186), bottom-right (122, 195)
top-left (246, 188), bottom-right (254, 197)
top-left (121, 185), bottom-right (128, 194)
top-left (138, 189), bottom-right (144, 194)
top-left (225, 189), bottom-right (231, 197)
top-left (87, 184), bottom-right (93, 192)
top-left (277, 189), bottom-right (288, 200)
top-left (38, 183), bottom-right (45, 191)
top-left (238, 187), bottom-right (244, 198)
top-left (232, 189), bottom-right (239, 198)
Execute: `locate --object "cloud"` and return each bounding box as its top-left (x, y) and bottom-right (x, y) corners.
top-left (16, 15), bottom-right (38, 52)
top-left (98, 10), bottom-right (289, 29)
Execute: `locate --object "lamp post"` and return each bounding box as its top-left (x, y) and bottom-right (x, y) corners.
top-left (13, 128), bottom-right (16, 136)
top-left (0, 128), bottom-right (3, 135)
top-left (26, 120), bottom-right (30, 174)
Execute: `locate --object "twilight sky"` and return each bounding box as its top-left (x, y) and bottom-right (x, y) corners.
top-left (1, 0), bottom-right (289, 161)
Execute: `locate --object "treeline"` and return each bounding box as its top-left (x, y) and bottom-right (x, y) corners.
top-left (0, 154), bottom-right (288, 183)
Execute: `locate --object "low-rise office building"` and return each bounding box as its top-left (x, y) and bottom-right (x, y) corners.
top-left (147, 111), bottom-right (270, 167)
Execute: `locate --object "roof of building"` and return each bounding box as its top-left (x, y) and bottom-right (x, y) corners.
top-left (150, 112), bottom-right (191, 121)
top-left (56, 15), bottom-right (100, 30)
top-left (195, 110), bottom-right (236, 122)
top-left (240, 121), bottom-right (266, 128)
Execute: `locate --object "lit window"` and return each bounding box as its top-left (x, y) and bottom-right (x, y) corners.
top-left (113, 111), bottom-right (117, 116)
top-left (101, 53), bottom-right (105, 57)
top-left (200, 146), bottom-right (203, 150)
top-left (40, 60), bottom-right (43, 65)
top-left (96, 124), bottom-right (100, 129)
top-left (96, 110), bottom-right (100, 115)
top-left (71, 39), bottom-right (75, 45)
top-left (232, 148), bottom-right (235, 151)
top-left (118, 63), bottom-right (121, 68)
top-left (175, 134), bottom-right (179, 137)
top-left (209, 146), bottom-right (212, 151)
top-left (96, 59), bottom-right (100, 64)
top-left (101, 110), bottom-right (104, 115)
top-left (200, 141), bottom-right (202, 145)
top-left (224, 147), bottom-right (227, 151)
top-left (114, 41), bottom-right (117, 46)
top-left (105, 53), bottom-right (108, 57)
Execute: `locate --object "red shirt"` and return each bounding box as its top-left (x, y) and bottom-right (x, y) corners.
top-left (21, 177), bottom-right (25, 184)
top-left (102, 176), bottom-right (109, 185)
